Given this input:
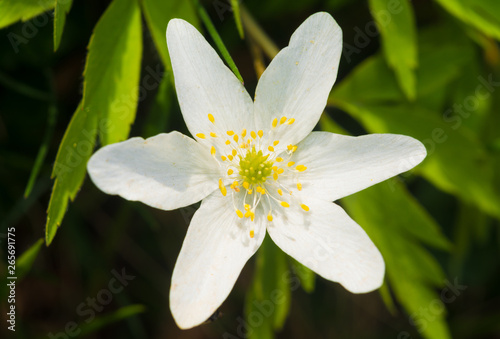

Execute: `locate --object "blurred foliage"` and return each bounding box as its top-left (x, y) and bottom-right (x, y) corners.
top-left (0, 0), bottom-right (499, 338)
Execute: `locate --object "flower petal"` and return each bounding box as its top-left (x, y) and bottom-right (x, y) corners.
top-left (253, 12), bottom-right (342, 151)
top-left (267, 197), bottom-right (384, 293)
top-left (87, 131), bottom-right (220, 210)
top-left (166, 19), bottom-right (254, 144)
top-left (170, 191), bottom-right (265, 329)
top-left (292, 132), bottom-right (426, 201)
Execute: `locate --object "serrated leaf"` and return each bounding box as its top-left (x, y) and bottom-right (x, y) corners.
top-left (82, 0), bottom-right (142, 146)
top-left (0, 0), bottom-right (55, 29)
top-left (141, 0), bottom-right (199, 69)
top-left (17, 238), bottom-right (44, 280)
top-left (341, 180), bottom-right (451, 339)
top-left (46, 102), bottom-right (98, 245)
top-left (53, 0), bottom-right (73, 51)
top-left (435, 0), bottom-right (500, 40)
top-left (368, 0), bottom-right (418, 100)
top-left (245, 235), bottom-right (291, 339)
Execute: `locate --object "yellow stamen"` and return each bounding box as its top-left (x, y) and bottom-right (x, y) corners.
top-left (267, 213), bottom-right (273, 222)
top-left (249, 230), bottom-right (255, 238)
top-left (273, 140), bottom-right (279, 146)
top-left (277, 168), bottom-right (284, 174)
top-left (236, 209), bottom-right (243, 218)
top-left (228, 169), bottom-right (234, 175)
top-left (225, 140), bottom-right (231, 145)
top-left (232, 149), bottom-right (237, 156)
top-left (221, 155), bottom-right (227, 161)
top-left (276, 157), bottom-right (283, 162)
top-left (268, 146), bottom-right (274, 152)
top-left (245, 210), bottom-right (252, 218)
top-left (243, 182), bottom-right (250, 189)
top-left (301, 204), bottom-right (310, 211)
top-left (251, 131), bottom-right (257, 139)
top-left (278, 189), bottom-right (283, 196)
top-left (241, 129), bottom-right (247, 137)
top-left (296, 165), bottom-right (307, 172)
top-left (287, 161), bottom-right (295, 167)
top-left (233, 135), bottom-right (239, 142)
top-left (211, 146), bottom-right (216, 156)
top-left (291, 145), bottom-right (298, 152)
top-left (248, 189), bottom-right (253, 195)
top-left (196, 133), bottom-right (206, 139)
top-left (210, 132), bottom-right (217, 137)
top-left (297, 182), bottom-right (302, 191)
top-left (280, 116), bottom-right (287, 124)
top-left (227, 130), bottom-right (234, 136)
top-left (228, 155), bottom-right (234, 161)
top-left (281, 201), bottom-right (290, 208)
top-left (208, 114), bottom-right (215, 123)
top-left (258, 130), bottom-right (264, 138)
top-left (219, 179), bottom-right (227, 196)
top-left (286, 118), bottom-right (295, 125)
top-left (233, 181), bottom-right (239, 187)
top-left (273, 173), bottom-right (278, 180)
top-left (244, 204), bottom-right (251, 211)
top-left (272, 118), bottom-right (278, 128)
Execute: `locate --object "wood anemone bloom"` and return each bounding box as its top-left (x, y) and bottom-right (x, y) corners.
top-left (87, 12), bottom-right (427, 329)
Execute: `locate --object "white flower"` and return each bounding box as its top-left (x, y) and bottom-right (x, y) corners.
top-left (87, 12), bottom-right (426, 329)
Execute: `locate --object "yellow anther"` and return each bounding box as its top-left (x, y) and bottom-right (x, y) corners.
top-left (228, 155), bottom-right (234, 161)
top-left (287, 161), bottom-right (295, 167)
top-left (221, 155), bottom-right (227, 161)
top-left (276, 157), bottom-right (283, 162)
top-left (236, 209), bottom-right (243, 218)
top-left (247, 139), bottom-right (252, 144)
top-left (228, 169), bottom-right (234, 175)
top-left (210, 132), bottom-right (217, 138)
top-left (280, 116), bottom-right (287, 124)
top-left (245, 210), bottom-right (252, 218)
top-left (287, 144), bottom-right (294, 151)
top-left (233, 181), bottom-right (239, 187)
top-left (219, 179), bottom-right (227, 196)
top-left (286, 118), bottom-right (295, 125)
top-left (249, 230), bottom-right (255, 238)
top-left (277, 168), bottom-right (284, 174)
top-left (272, 166), bottom-right (278, 171)
top-left (208, 114), bottom-right (215, 123)
top-left (243, 182), bottom-right (250, 189)
top-left (273, 140), bottom-right (279, 146)
top-left (251, 131), bottom-right (257, 139)
top-left (261, 188), bottom-right (266, 194)
top-left (241, 129), bottom-right (247, 137)
top-left (256, 187), bottom-right (262, 193)
top-left (278, 189), bottom-right (283, 196)
top-left (268, 146), bottom-right (274, 152)
top-left (281, 201), bottom-right (290, 208)
top-left (258, 130), bottom-right (263, 138)
top-left (301, 204), bottom-right (310, 211)
top-left (227, 130), bottom-right (234, 136)
top-left (250, 213), bottom-right (255, 221)
top-left (233, 135), bottom-right (239, 142)
top-left (267, 213), bottom-right (273, 222)
top-left (273, 173), bottom-right (278, 180)
top-left (291, 145), bottom-right (298, 152)
top-left (240, 143), bottom-right (247, 148)
top-left (297, 182), bottom-right (302, 191)
top-left (244, 204), bottom-right (251, 211)
top-left (296, 165), bottom-right (307, 172)
top-left (272, 118), bottom-right (278, 128)
top-left (211, 146), bottom-right (216, 156)
top-left (225, 140), bottom-right (231, 145)
top-left (232, 149), bottom-right (237, 156)
top-left (248, 189), bottom-right (253, 195)
top-left (234, 186), bottom-right (240, 192)
top-left (196, 133), bottom-right (206, 139)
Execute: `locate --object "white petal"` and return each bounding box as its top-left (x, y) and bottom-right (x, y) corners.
top-left (267, 197), bottom-right (384, 293)
top-left (166, 19), bottom-right (254, 145)
top-left (253, 12), bottom-right (342, 151)
top-left (170, 191), bottom-right (265, 329)
top-left (293, 132), bottom-right (427, 201)
top-left (87, 131), bottom-right (220, 211)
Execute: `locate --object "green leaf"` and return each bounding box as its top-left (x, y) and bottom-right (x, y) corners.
top-left (53, 0), bottom-right (73, 51)
top-left (341, 180), bottom-right (451, 339)
top-left (230, 0), bottom-right (244, 38)
top-left (368, 0), bottom-right (418, 100)
top-left (195, 0), bottom-right (244, 83)
top-left (46, 102), bottom-right (98, 245)
top-left (78, 304), bottom-right (145, 336)
top-left (288, 258), bottom-right (315, 293)
top-left (0, 0), bottom-right (55, 29)
top-left (16, 238), bottom-right (44, 280)
top-left (245, 235), bottom-right (291, 338)
top-left (435, 0), bottom-right (500, 40)
top-left (82, 0), bottom-right (143, 146)
top-left (141, 0), bottom-right (199, 69)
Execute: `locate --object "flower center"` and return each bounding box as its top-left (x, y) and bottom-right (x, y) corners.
top-left (239, 148), bottom-right (273, 185)
top-left (197, 114), bottom-right (310, 238)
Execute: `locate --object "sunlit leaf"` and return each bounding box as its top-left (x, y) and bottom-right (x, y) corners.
top-left (46, 102), bottom-right (98, 245)
top-left (435, 0), bottom-right (500, 40)
top-left (0, 0), bottom-right (55, 29)
top-left (369, 0), bottom-right (418, 100)
top-left (82, 0), bottom-right (142, 146)
top-left (53, 0), bottom-right (73, 51)
top-left (341, 179), bottom-right (451, 339)
top-left (17, 238), bottom-right (44, 279)
top-left (245, 235), bottom-right (291, 338)
top-left (141, 0), bottom-right (199, 69)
